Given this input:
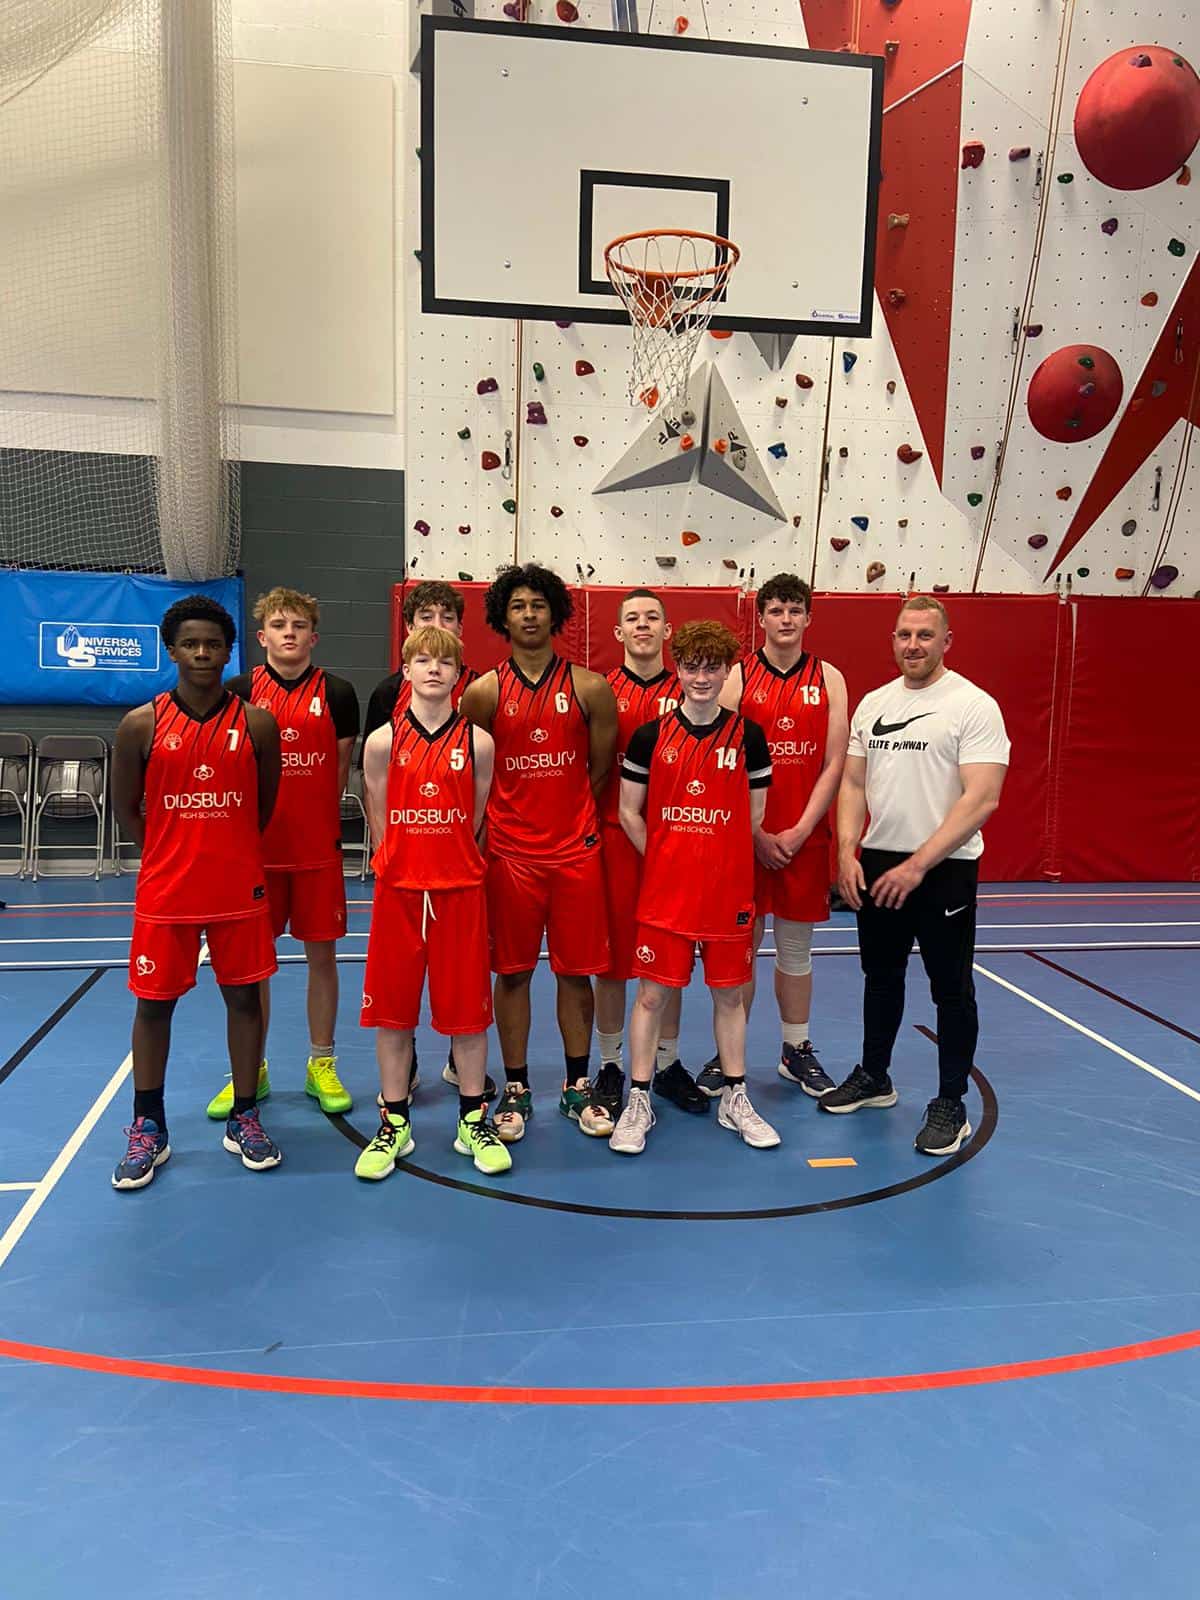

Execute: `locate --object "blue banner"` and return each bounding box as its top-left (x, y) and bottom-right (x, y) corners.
top-left (0, 570), bottom-right (244, 706)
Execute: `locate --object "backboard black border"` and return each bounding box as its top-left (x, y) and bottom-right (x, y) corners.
top-left (421, 16), bottom-right (884, 338)
top-left (577, 171), bottom-right (732, 298)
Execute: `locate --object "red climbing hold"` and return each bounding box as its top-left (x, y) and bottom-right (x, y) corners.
top-left (575, 359), bottom-right (595, 376)
top-left (1142, 292), bottom-right (1159, 306)
top-left (476, 377), bottom-right (499, 395)
top-left (675, 15), bottom-right (689, 32)
top-left (681, 530), bottom-right (701, 547)
top-left (573, 435), bottom-right (589, 447)
top-left (414, 520), bottom-right (430, 536)
top-left (712, 438), bottom-right (728, 455)
top-left (830, 537), bottom-right (850, 552)
top-left (1115, 567), bottom-right (1135, 580)
top-left (1009, 147), bottom-right (1031, 161)
top-left (932, 584), bottom-right (950, 594)
top-left (886, 288), bottom-right (908, 308)
top-left (961, 141), bottom-right (985, 169)
top-left (866, 561), bottom-right (887, 583)
top-left (1028, 534), bottom-right (1048, 549)
top-left (709, 329), bottom-right (733, 340)
top-left (1056, 486), bottom-right (1073, 500)
top-left (680, 435), bottom-right (695, 451)
top-left (481, 451), bottom-right (501, 470)
top-left (1179, 164), bottom-right (1193, 186)
top-left (555, 0), bottom-right (578, 19)
top-left (1027, 344), bottom-right (1123, 443)
top-left (1075, 47), bottom-right (1200, 190)
top-left (886, 381), bottom-right (897, 395)
top-left (722, 558), bottom-right (738, 569)
top-left (550, 506), bottom-right (564, 518)
top-left (897, 443), bottom-right (923, 464)
top-left (795, 374), bottom-right (814, 389)
top-left (458, 525), bottom-right (471, 535)
top-left (640, 385), bottom-right (660, 410)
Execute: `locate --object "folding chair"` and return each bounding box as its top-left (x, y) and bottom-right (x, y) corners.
top-left (0, 733), bottom-right (34, 876)
top-left (340, 760), bottom-right (372, 882)
top-left (30, 734), bottom-right (109, 880)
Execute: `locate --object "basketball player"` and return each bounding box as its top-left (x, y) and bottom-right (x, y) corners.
top-left (594, 589), bottom-right (706, 1119)
top-left (361, 578), bottom-right (484, 1098)
top-left (702, 573), bottom-right (848, 1097)
top-left (361, 580), bottom-right (479, 746)
top-left (111, 596), bottom-right (282, 1189)
top-left (611, 619), bottom-right (779, 1155)
top-left (461, 564), bottom-right (617, 1142)
top-left (213, 588), bottom-right (359, 1119)
top-left (828, 596), bottom-right (1009, 1154)
top-left (355, 625), bottom-right (509, 1179)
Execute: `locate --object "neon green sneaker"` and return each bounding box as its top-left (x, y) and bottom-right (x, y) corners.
top-left (306, 1054), bottom-right (352, 1114)
top-left (354, 1112), bottom-right (414, 1181)
top-left (206, 1060), bottom-right (270, 1120)
top-left (453, 1108), bottom-right (513, 1175)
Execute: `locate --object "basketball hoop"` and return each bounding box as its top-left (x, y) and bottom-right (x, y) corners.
top-left (604, 229), bottom-right (740, 412)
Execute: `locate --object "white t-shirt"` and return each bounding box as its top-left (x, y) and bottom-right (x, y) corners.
top-left (847, 670), bottom-right (1010, 860)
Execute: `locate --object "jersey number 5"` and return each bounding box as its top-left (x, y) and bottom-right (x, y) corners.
top-left (449, 747), bottom-right (465, 771)
top-left (716, 747), bottom-right (737, 770)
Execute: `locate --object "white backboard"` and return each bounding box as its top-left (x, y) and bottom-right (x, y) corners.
top-left (421, 18), bottom-right (883, 337)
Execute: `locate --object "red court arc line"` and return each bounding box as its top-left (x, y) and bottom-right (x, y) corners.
top-left (2, 1327), bottom-right (1199, 1405)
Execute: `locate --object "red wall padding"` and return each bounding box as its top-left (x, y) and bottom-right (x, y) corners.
top-left (389, 583), bottom-right (1197, 883)
top-left (1054, 597), bottom-right (1200, 882)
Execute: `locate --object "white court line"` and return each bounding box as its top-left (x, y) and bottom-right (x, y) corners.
top-left (0, 1183), bottom-right (38, 1193)
top-left (973, 961), bottom-right (1200, 1105)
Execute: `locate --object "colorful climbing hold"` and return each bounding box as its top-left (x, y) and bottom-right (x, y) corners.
top-left (1179, 165), bottom-right (1192, 186)
top-left (1101, 217), bottom-right (1119, 235)
top-left (680, 435), bottom-right (695, 452)
top-left (897, 519), bottom-right (909, 529)
top-left (1168, 238), bottom-right (1187, 256)
top-left (961, 141), bottom-right (985, 169)
top-left (967, 493), bottom-right (983, 507)
top-left (526, 402), bottom-right (547, 424)
top-left (481, 451), bottom-right (501, 470)
top-left (830, 538), bottom-right (850, 552)
top-left (1131, 53), bottom-right (1152, 68)
top-left (1115, 567), bottom-right (1135, 580)
top-left (886, 380), bottom-right (897, 395)
top-left (884, 40), bottom-right (900, 57)
top-left (795, 374), bottom-right (814, 389)
top-left (775, 396), bottom-right (789, 408)
top-left (457, 427), bottom-right (471, 440)
top-left (839, 446), bottom-right (850, 459)
top-left (458, 572), bottom-right (473, 582)
top-left (1076, 567), bottom-right (1090, 577)
top-left (1025, 324), bottom-right (1044, 338)
top-left (722, 558), bottom-right (738, 570)
top-left (458, 525), bottom-right (471, 535)
top-left (1142, 292), bottom-right (1159, 306)
top-left (932, 584), bottom-right (950, 594)
top-left (550, 506), bottom-right (564, 518)
top-left (573, 435), bottom-right (588, 447)
top-left (897, 443), bottom-right (923, 464)
top-left (712, 438), bottom-right (728, 455)
top-left (1076, 47), bottom-right (1200, 190)
top-left (842, 352), bottom-right (857, 374)
top-left (887, 212), bottom-right (910, 230)
top-left (1009, 146), bottom-right (1031, 161)
top-left (971, 445), bottom-right (986, 460)
top-left (1078, 382), bottom-right (1096, 397)
top-left (476, 377), bottom-right (499, 395)
top-left (1057, 172), bottom-right (1074, 184)
top-left (767, 443), bottom-right (788, 460)
top-left (655, 555), bottom-right (677, 569)
top-left (641, 386), bottom-right (660, 410)
top-left (1027, 534), bottom-right (1048, 549)
top-left (414, 520), bottom-right (430, 536)
top-left (554, 320), bottom-right (573, 329)
top-left (1077, 355), bottom-right (1095, 369)
top-left (851, 515), bottom-right (869, 532)
top-left (502, 0), bottom-right (528, 17)
top-left (793, 516), bottom-right (803, 529)
top-left (1151, 379), bottom-right (1168, 397)
top-left (1029, 344), bottom-right (1124, 442)
top-left (681, 530), bottom-right (701, 547)
top-left (709, 329), bottom-right (733, 341)
top-left (575, 358), bottom-right (596, 376)
top-left (1122, 519), bottom-right (1137, 535)
top-left (556, 0), bottom-right (578, 19)
top-left (532, 362), bottom-right (545, 381)
top-left (674, 16), bottom-right (689, 33)
top-left (886, 288), bottom-right (908, 308)
top-left (866, 561), bottom-right (887, 583)
top-left (681, 409), bottom-right (696, 427)
top-left (1150, 565), bottom-right (1179, 589)
top-left (1056, 486), bottom-right (1073, 500)
top-left (502, 498), bottom-right (517, 514)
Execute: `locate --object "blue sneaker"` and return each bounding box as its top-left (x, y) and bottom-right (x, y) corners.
top-left (223, 1108), bottom-right (282, 1171)
top-left (112, 1117), bottom-right (171, 1190)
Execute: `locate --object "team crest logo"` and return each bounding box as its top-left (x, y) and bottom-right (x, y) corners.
top-left (419, 781), bottom-right (439, 797)
top-left (163, 732), bottom-right (182, 751)
top-left (744, 946), bottom-right (753, 964)
top-left (281, 727), bottom-right (300, 742)
top-left (529, 728), bottom-right (548, 744)
top-left (504, 700), bottom-right (520, 717)
top-left (361, 993), bottom-right (373, 1009)
top-left (754, 689), bottom-right (768, 703)
top-left (256, 699), bottom-right (271, 710)
top-left (686, 779), bottom-right (706, 795)
top-left (397, 751), bottom-right (412, 766)
top-left (777, 716), bottom-right (795, 731)
top-left (636, 945), bottom-right (655, 964)
top-left (193, 764), bottom-right (214, 782)
top-left (135, 954), bottom-right (156, 976)
top-left (662, 747), bottom-right (679, 764)
top-left (618, 698), bottom-right (630, 713)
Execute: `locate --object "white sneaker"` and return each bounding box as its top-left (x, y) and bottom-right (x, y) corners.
top-left (609, 1086), bottom-right (655, 1155)
top-left (717, 1081), bottom-right (781, 1149)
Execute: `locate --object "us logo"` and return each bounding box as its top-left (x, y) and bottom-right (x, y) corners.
top-left (193, 764), bottom-right (214, 781)
top-left (281, 727), bottom-right (299, 742)
top-left (777, 716), bottom-right (795, 731)
top-left (636, 944), bottom-right (655, 964)
top-left (135, 954), bottom-right (156, 976)
top-left (163, 732), bottom-right (182, 751)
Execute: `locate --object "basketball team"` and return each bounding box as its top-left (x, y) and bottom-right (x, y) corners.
top-left (109, 565), bottom-right (1009, 1191)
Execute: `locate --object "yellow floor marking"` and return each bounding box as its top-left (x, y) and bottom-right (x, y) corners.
top-left (807, 1157), bottom-right (857, 1168)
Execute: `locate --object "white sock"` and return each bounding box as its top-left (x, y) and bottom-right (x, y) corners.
top-left (656, 1037), bottom-right (679, 1072)
top-left (781, 1023), bottom-right (809, 1049)
top-left (597, 1030), bottom-right (623, 1065)
top-left (310, 1043), bottom-right (334, 1059)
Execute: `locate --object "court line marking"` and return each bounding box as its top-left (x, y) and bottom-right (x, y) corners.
top-left (0, 1183), bottom-right (38, 1193)
top-left (1027, 952), bottom-right (1200, 1049)
top-left (973, 961), bottom-right (1200, 1105)
top-left (2, 1324), bottom-right (1199, 1405)
top-left (0, 967), bottom-right (106, 1089)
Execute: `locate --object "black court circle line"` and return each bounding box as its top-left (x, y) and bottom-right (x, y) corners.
top-left (0, 966), bottom-right (106, 1090)
top-left (327, 1061), bottom-right (997, 1222)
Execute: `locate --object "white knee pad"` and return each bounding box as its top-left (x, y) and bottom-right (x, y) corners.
top-left (773, 918), bottom-right (814, 977)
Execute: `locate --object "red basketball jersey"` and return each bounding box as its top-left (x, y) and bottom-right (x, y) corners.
top-left (373, 711), bottom-right (484, 890)
top-left (250, 664), bottom-right (341, 870)
top-left (136, 692), bottom-right (266, 924)
top-left (741, 651), bottom-right (831, 842)
top-left (623, 708), bottom-right (771, 940)
top-left (390, 664), bottom-right (479, 728)
top-left (600, 664), bottom-right (681, 825)
top-left (486, 655), bottom-right (598, 862)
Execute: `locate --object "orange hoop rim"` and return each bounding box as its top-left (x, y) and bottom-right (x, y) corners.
top-left (603, 228), bottom-right (741, 287)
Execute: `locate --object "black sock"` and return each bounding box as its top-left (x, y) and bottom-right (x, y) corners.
top-left (384, 1097), bottom-right (410, 1120)
top-left (459, 1092), bottom-right (486, 1120)
top-left (722, 1073), bottom-right (745, 1090)
top-left (133, 1088), bottom-right (165, 1128)
top-left (564, 1053), bottom-right (589, 1085)
top-left (504, 1066), bottom-right (529, 1087)
top-left (232, 1094), bottom-right (258, 1116)
top-left (631, 1076), bottom-right (653, 1092)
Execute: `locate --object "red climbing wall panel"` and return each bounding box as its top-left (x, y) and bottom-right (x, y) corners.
top-left (580, 586), bottom-right (750, 675)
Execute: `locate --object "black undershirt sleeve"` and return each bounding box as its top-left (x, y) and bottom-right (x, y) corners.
top-left (621, 719), bottom-right (661, 783)
top-left (323, 672), bottom-right (361, 742)
top-left (360, 673), bottom-right (400, 759)
top-left (742, 718), bottom-right (773, 790)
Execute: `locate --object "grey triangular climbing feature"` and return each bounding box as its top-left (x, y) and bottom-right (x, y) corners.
top-left (698, 365), bottom-right (787, 522)
top-left (593, 366), bottom-right (711, 495)
top-left (749, 332), bottom-right (798, 372)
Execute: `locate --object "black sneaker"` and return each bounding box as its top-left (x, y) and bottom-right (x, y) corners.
top-left (778, 1042), bottom-right (835, 1097)
top-left (589, 1060), bottom-right (626, 1125)
top-left (695, 1055), bottom-right (724, 1098)
top-left (441, 1058), bottom-right (497, 1099)
top-left (817, 1064), bottom-right (898, 1114)
top-left (914, 1097), bottom-right (971, 1155)
top-left (653, 1059), bottom-right (710, 1115)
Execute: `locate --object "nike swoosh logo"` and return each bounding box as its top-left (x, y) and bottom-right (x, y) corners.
top-left (871, 712), bottom-right (934, 737)
top-left (944, 906), bottom-right (967, 917)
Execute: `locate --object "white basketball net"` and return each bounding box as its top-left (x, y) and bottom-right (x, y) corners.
top-left (605, 231), bottom-right (738, 412)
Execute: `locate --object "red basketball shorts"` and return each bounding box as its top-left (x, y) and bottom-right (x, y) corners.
top-left (631, 922), bottom-right (754, 990)
top-left (129, 911), bottom-right (277, 1000)
top-left (754, 838), bottom-right (832, 924)
top-left (265, 860), bottom-right (347, 943)
top-left (360, 882), bottom-right (492, 1036)
top-left (600, 823), bottom-right (643, 982)
top-left (486, 849), bottom-right (609, 976)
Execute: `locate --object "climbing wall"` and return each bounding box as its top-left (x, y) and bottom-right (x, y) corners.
top-left (404, 0), bottom-right (1200, 597)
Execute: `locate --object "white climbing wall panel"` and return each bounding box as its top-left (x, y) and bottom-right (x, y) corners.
top-left (405, 0), bottom-right (1200, 597)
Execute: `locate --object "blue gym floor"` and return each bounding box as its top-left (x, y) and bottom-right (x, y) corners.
top-left (2, 879), bottom-right (1200, 1597)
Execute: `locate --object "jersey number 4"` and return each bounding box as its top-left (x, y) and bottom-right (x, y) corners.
top-left (309, 696), bottom-right (323, 715)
